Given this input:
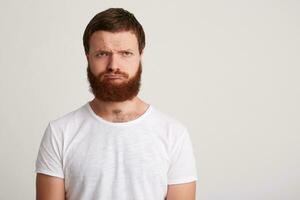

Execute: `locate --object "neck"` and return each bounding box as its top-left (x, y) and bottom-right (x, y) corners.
top-left (89, 96), bottom-right (149, 122)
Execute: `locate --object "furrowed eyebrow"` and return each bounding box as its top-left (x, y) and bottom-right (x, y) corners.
top-left (94, 50), bottom-right (112, 54)
top-left (93, 49), bottom-right (134, 54)
top-left (119, 49), bottom-right (133, 53)
top-left (122, 49), bottom-right (133, 52)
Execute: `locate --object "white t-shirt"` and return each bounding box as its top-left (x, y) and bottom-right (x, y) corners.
top-left (35, 102), bottom-right (198, 200)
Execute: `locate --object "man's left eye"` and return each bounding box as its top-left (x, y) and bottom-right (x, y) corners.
top-left (122, 51), bottom-right (132, 56)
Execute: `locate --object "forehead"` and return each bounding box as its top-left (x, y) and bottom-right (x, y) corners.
top-left (89, 30), bottom-right (139, 51)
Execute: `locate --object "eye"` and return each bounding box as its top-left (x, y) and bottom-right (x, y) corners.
top-left (95, 52), bottom-right (109, 58)
top-left (122, 51), bottom-right (133, 57)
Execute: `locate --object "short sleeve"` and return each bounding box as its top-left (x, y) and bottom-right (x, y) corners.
top-left (35, 122), bottom-right (64, 178)
top-left (167, 128), bottom-right (198, 185)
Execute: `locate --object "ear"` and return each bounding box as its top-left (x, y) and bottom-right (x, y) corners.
top-left (140, 49), bottom-right (144, 56)
top-left (140, 49), bottom-right (144, 61)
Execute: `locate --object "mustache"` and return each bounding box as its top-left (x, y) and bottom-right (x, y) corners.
top-left (98, 71), bottom-right (129, 79)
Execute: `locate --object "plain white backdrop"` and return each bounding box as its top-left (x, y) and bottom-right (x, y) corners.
top-left (0, 0), bottom-right (299, 199)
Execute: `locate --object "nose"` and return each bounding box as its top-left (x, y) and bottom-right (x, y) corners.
top-left (107, 53), bottom-right (119, 72)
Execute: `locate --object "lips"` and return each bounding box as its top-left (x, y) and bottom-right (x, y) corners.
top-left (104, 74), bottom-right (125, 80)
top-left (105, 75), bottom-right (122, 78)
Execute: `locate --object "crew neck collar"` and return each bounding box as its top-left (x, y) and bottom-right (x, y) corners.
top-left (86, 101), bottom-right (153, 126)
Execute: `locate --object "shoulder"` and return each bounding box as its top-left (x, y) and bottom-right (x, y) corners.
top-left (48, 103), bottom-right (88, 134)
top-left (150, 105), bottom-right (188, 138)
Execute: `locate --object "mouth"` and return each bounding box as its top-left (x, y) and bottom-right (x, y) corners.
top-left (103, 75), bottom-right (125, 81)
top-left (105, 75), bottom-right (123, 79)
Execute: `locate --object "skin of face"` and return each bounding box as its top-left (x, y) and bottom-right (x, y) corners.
top-left (86, 30), bottom-right (143, 84)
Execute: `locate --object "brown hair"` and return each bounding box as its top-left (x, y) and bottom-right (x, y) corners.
top-left (83, 8), bottom-right (145, 55)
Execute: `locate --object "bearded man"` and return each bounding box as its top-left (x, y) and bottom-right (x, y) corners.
top-left (35, 8), bottom-right (198, 200)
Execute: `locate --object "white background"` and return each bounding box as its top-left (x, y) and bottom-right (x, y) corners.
top-left (0, 0), bottom-right (299, 199)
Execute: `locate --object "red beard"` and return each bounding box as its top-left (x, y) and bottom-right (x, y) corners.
top-left (87, 62), bottom-right (142, 102)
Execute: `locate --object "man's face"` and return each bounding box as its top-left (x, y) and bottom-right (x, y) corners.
top-left (86, 30), bottom-right (143, 102)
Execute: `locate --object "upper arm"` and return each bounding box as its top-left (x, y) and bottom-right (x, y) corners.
top-left (167, 128), bottom-right (198, 185)
top-left (35, 122), bottom-right (65, 200)
top-left (166, 181), bottom-right (196, 200)
top-left (36, 173), bottom-right (65, 200)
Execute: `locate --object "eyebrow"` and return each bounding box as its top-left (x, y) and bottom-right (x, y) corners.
top-left (94, 49), bottom-right (134, 53)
